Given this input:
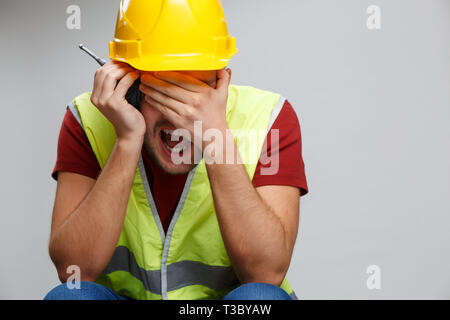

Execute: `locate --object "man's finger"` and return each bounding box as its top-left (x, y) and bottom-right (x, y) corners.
top-left (145, 94), bottom-right (181, 125)
top-left (112, 71), bottom-right (141, 99)
top-left (216, 68), bottom-right (231, 94)
top-left (140, 73), bottom-right (192, 105)
top-left (140, 83), bottom-right (187, 116)
top-left (152, 71), bottom-right (208, 93)
top-left (92, 65), bottom-right (112, 102)
top-left (101, 67), bottom-right (135, 98)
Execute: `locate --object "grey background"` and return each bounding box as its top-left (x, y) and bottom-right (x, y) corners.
top-left (0, 0), bottom-right (449, 299)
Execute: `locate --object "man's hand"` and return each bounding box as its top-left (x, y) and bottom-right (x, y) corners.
top-left (90, 61), bottom-right (146, 142)
top-left (139, 68), bottom-right (232, 150)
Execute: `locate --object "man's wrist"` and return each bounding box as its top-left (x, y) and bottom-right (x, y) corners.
top-left (115, 135), bottom-right (144, 153)
top-left (203, 125), bottom-right (241, 167)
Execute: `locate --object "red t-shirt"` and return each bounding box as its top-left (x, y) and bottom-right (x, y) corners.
top-left (52, 100), bottom-right (309, 233)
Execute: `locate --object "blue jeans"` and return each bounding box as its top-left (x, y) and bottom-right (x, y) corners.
top-left (44, 282), bottom-right (292, 300)
top-left (222, 283), bottom-right (293, 300)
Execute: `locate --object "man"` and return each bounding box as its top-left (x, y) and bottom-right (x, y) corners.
top-left (44, 0), bottom-right (308, 300)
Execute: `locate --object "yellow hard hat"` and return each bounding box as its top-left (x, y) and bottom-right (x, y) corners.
top-left (109, 0), bottom-right (238, 71)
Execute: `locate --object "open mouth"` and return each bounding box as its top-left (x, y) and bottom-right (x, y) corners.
top-left (159, 128), bottom-right (189, 156)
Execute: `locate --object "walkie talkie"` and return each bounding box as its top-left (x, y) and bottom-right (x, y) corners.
top-left (79, 44), bottom-right (142, 109)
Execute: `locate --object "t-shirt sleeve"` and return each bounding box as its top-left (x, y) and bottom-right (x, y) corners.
top-left (252, 100), bottom-right (309, 196)
top-left (52, 108), bottom-right (101, 181)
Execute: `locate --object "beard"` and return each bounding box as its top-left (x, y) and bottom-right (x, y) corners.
top-left (142, 135), bottom-right (197, 176)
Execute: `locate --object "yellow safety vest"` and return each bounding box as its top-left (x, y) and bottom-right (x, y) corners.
top-left (70, 84), bottom-right (297, 300)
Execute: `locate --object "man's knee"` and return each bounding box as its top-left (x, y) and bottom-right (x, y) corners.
top-left (44, 281), bottom-right (119, 300)
top-left (223, 282), bottom-right (293, 300)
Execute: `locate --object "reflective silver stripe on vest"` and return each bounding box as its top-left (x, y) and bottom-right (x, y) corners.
top-left (266, 95), bottom-right (286, 134)
top-left (160, 165), bottom-right (198, 299)
top-left (138, 156), bottom-right (166, 242)
top-left (68, 102), bottom-right (83, 127)
top-left (103, 246), bottom-right (161, 294)
top-left (103, 245), bottom-right (239, 295)
top-left (138, 157), bottom-right (212, 299)
top-left (290, 291), bottom-right (298, 300)
top-left (167, 260), bottom-right (239, 292)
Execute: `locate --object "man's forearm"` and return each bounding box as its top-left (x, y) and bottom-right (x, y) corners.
top-left (205, 133), bottom-right (290, 286)
top-left (49, 138), bottom-right (143, 282)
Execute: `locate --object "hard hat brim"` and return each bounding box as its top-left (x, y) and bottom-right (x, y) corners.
top-left (110, 50), bottom-right (238, 71)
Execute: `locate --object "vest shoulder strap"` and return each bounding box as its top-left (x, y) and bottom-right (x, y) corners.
top-left (72, 92), bottom-right (116, 169)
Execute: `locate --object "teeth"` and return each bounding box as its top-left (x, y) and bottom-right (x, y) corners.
top-left (172, 146), bottom-right (184, 152)
top-left (163, 139), bottom-right (186, 152)
top-left (161, 128), bottom-right (191, 153)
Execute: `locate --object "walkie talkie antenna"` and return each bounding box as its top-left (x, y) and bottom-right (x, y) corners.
top-left (78, 43), bottom-right (142, 109)
top-left (79, 44), bottom-right (107, 66)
